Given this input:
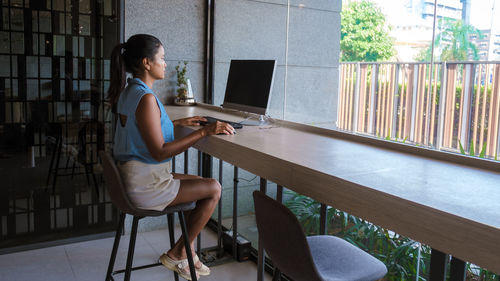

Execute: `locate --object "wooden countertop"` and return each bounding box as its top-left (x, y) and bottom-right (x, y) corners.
top-left (166, 103), bottom-right (500, 274)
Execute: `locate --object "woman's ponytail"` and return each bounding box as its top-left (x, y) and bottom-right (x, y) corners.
top-left (108, 43), bottom-right (127, 105)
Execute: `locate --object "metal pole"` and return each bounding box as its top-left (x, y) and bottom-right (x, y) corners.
top-left (232, 166), bottom-right (238, 260)
top-left (425, 0), bottom-right (439, 146)
top-left (258, 178), bottom-right (267, 281)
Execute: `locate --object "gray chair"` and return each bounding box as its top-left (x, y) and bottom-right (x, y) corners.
top-left (253, 191), bottom-right (387, 281)
top-left (100, 151), bottom-right (198, 281)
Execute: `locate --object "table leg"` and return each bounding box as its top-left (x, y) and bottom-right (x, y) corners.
top-left (450, 256), bottom-right (466, 281)
top-left (429, 248), bottom-right (448, 281)
top-left (257, 178), bottom-right (267, 281)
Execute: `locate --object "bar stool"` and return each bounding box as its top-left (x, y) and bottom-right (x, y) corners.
top-left (100, 151), bottom-right (198, 281)
top-left (253, 191), bottom-right (387, 281)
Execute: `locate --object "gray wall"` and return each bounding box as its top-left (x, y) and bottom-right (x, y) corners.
top-left (214, 0), bottom-right (341, 125)
top-left (125, 0), bottom-right (206, 105)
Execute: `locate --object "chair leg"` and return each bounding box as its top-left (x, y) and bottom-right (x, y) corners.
top-left (178, 211), bottom-right (197, 281)
top-left (105, 212), bottom-right (125, 281)
top-left (167, 214), bottom-right (179, 281)
top-left (124, 216), bottom-right (140, 281)
top-left (272, 267), bottom-right (281, 281)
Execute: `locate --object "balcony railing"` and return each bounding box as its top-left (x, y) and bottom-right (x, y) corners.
top-left (338, 61), bottom-right (500, 159)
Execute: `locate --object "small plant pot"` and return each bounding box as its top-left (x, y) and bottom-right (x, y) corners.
top-left (174, 96), bottom-right (196, 106)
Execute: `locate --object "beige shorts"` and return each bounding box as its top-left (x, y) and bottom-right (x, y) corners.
top-left (117, 160), bottom-right (181, 211)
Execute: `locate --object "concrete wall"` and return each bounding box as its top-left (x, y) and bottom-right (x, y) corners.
top-left (214, 0), bottom-right (341, 125)
top-left (125, 0), bottom-right (206, 104)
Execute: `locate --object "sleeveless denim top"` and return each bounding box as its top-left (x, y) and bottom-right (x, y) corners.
top-left (113, 78), bottom-right (174, 164)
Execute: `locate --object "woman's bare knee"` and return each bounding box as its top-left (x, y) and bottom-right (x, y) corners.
top-left (207, 178), bottom-right (221, 201)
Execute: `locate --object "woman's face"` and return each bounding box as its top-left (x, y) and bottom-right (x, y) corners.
top-left (148, 45), bottom-right (167, 80)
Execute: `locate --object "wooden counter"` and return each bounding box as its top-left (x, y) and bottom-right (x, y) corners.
top-left (166, 103), bottom-right (500, 274)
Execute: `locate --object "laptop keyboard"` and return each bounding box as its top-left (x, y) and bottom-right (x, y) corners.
top-left (201, 116), bottom-right (243, 129)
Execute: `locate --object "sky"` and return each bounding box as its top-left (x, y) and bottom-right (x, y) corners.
top-left (370, 0), bottom-right (499, 30)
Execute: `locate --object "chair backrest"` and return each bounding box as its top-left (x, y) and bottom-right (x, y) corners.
top-left (253, 191), bottom-right (323, 281)
top-left (99, 150), bottom-right (143, 215)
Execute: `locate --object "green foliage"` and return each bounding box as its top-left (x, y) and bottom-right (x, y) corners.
top-left (415, 19), bottom-right (483, 62)
top-left (458, 140), bottom-right (487, 158)
top-left (285, 191), bottom-right (499, 280)
top-left (340, 1), bottom-right (395, 62)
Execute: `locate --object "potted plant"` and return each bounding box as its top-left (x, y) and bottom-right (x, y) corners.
top-left (174, 61), bottom-right (195, 105)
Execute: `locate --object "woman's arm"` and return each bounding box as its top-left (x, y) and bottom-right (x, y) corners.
top-left (136, 94), bottom-right (234, 162)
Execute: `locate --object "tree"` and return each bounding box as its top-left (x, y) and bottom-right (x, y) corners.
top-left (415, 18), bottom-right (483, 62)
top-left (340, 0), bottom-right (395, 62)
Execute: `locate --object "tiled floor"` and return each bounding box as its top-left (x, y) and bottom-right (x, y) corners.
top-left (0, 225), bottom-right (272, 281)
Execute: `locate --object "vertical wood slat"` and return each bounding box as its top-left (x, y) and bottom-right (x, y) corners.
top-left (424, 63), bottom-right (431, 146)
top-left (376, 66), bottom-right (383, 136)
top-left (456, 65), bottom-right (465, 149)
top-left (358, 65), bottom-right (368, 132)
top-left (472, 64), bottom-right (482, 154)
top-left (387, 64), bottom-right (395, 138)
top-left (368, 64), bottom-right (377, 134)
top-left (337, 65), bottom-right (345, 129)
top-left (398, 65), bottom-right (406, 140)
top-left (444, 64), bottom-right (457, 148)
top-left (343, 64), bottom-right (352, 130)
top-left (408, 65), bottom-right (418, 141)
top-left (487, 65), bottom-right (500, 157)
top-left (343, 64), bottom-right (349, 129)
top-left (352, 63), bottom-right (361, 133)
top-left (382, 65), bottom-right (389, 137)
top-left (391, 64), bottom-right (400, 139)
top-left (338, 65), bottom-right (344, 129)
top-left (460, 64), bottom-right (474, 152)
top-left (347, 64), bottom-right (355, 131)
top-left (377, 65), bottom-right (387, 137)
top-left (479, 65), bottom-right (490, 154)
top-left (492, 65), bottom-right (500, 158)
top-left (430, 65), bottom-right (439, 145)
top-left (415, 64), bottom-right (425, 144)
top-left (384, 65), bottom-right (390, 136)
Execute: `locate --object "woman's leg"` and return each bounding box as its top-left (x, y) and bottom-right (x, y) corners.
top-left (166, 173), bottom-right (221, 263)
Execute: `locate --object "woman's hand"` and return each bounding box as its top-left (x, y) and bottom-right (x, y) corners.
top-left (173, 116), bottom-right (207, 127)
top-left (201, 121), bottom-right (235, 136)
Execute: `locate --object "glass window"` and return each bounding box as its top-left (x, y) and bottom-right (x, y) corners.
top-left (0, 55), bottom-right (9, 77)
top-left (11, 32), bottom-right (23, 54)
top-left (79, 15), bottom-right (90, 36)
top-left (39, 11), bottom-right (51, 33)
top-left (26, 56), bottom-right (38, 78)
top-left (26, 79), bottom-right (39, 100)
top-left (53, 35), bottom-right (65, 56)
top-left (10, 8), bottom-right (23, 31)
top-left (32, 10), bottom-right (38, 32)
top-left (2, 8), bottom-right (9, 30)
top-left (0, 31), bottom-right (8, 53)
top-left (40, 57), bottom-right (52, 78)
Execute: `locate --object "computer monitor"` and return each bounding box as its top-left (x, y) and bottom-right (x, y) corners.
top-left (222, 60), bottom-right (276, 125)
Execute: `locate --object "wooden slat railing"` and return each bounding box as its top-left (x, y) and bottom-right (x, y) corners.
top-left (338, 61), bottom-right (500, 160)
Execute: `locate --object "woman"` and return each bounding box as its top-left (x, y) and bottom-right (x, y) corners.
top-left (108, 34), bottom-right (234, 280)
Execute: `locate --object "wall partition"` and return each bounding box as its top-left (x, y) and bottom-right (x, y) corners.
top-left (0, 0), bottom-right (120, 250)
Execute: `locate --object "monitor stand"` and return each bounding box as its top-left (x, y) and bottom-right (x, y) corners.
top-left (240, 115), bottom-right (270, 126)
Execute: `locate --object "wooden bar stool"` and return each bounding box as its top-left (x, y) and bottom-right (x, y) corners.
top-left (100, 151), bottom-right (198, 281)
